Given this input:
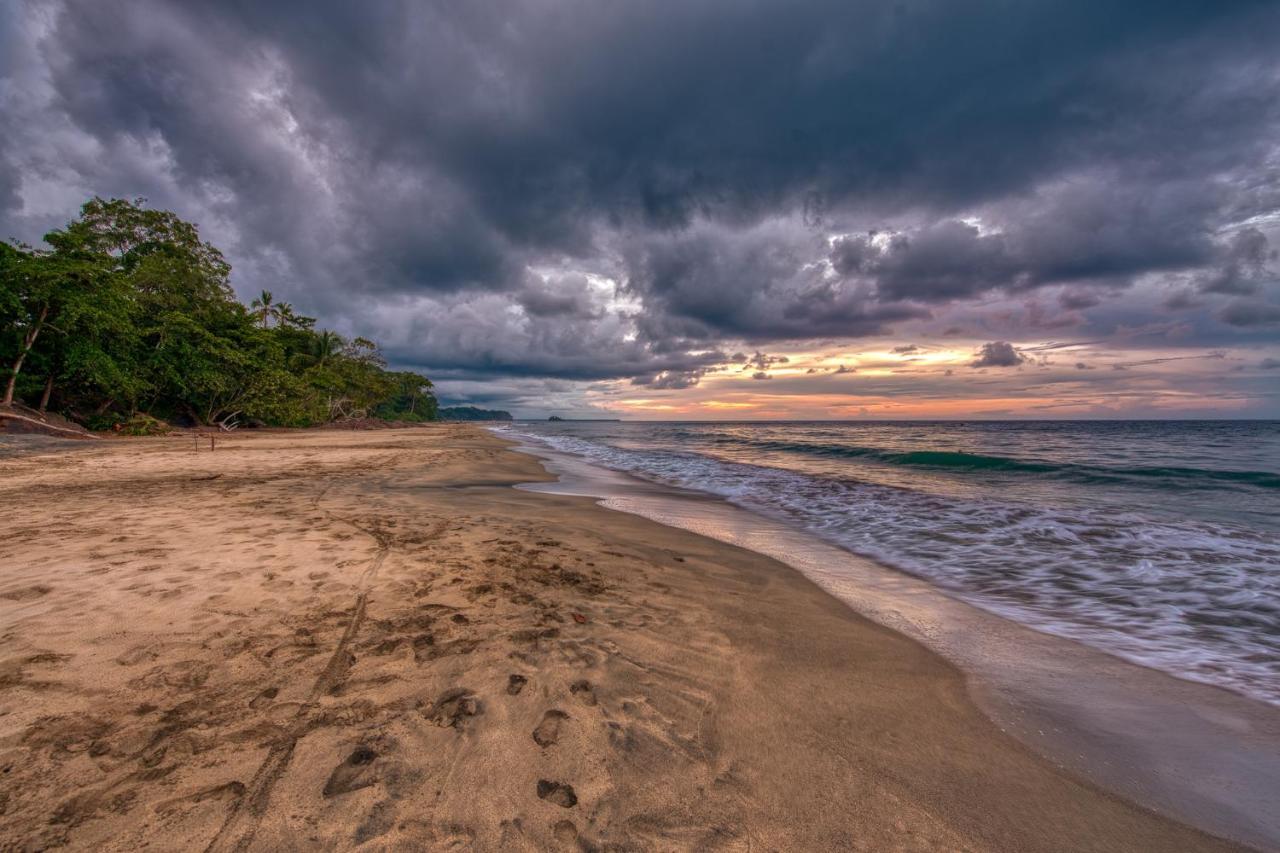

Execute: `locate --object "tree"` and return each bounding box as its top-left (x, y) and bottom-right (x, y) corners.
top-left (1, 238), bottom-right (123, 407)
top-left (277, 303), bottom-right (315, 330)
top-left (374, 371), bottom-right (438, 421)
top-left (305, 330), bottom-right (343, 368)
top-left (0, 242), bottom-right (40, 406)
top-left (344, 336), bottom-right (387, 367)
top-left (2, 197), bottom-right (440, 428)
top-left (250, 290), bottom-right (278, 328)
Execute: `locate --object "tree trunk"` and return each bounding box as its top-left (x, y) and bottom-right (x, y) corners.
top-left (38, 373), bottom-right (54, 412)
top-left (3, 304), bottom-right (49, 406)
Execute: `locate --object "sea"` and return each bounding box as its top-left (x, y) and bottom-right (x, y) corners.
top-left (502, 420), bottom-right (1280, 706)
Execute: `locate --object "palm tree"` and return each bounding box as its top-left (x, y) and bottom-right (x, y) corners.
top-left (250, 290), bottom-right (276, 328)
top-left (311, 330), bottom-right (342, 366)
top-left (277, 303), bottom-right (315, 329)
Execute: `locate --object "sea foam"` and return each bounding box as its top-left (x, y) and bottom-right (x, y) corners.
top-left (511, 426), bottom-right (1280, 705)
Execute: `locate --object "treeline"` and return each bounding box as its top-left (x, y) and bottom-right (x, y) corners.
top-left (438, 406), bottom-right (513, 421)
top-left (1, 198), bottom-right (436, 430)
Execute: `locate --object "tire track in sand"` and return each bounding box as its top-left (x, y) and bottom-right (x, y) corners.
top-left (205, 489), bottom-right (394, 853)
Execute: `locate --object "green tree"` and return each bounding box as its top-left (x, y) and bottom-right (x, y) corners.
top-left (1, 237), bottom-right (125, 408)
top-left (250, 290), bottom-right (278, 328)
top-left (374, 371), bottom-right (438, 421)
top-left (3, 197), bottom-right (439, 428)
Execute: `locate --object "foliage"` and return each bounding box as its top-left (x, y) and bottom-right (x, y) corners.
top-left (374, 371), bottom-right (440, 422)
top-left (106, 412), bottom-right (172, 436)
top-left (438, 406), bottom-right (512, 421)
top-left (1, 197), bottom-right (437, 428)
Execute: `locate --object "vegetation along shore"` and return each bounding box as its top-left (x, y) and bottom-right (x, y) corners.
top-left (3, 199), bottom-right (437, 435)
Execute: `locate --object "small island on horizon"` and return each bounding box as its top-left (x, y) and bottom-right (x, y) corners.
top-left (546, 415), bottom-right (620, 422)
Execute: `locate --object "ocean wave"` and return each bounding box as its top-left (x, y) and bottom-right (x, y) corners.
top-left (705, 435), bottom-right (1280, 489)
top-left (512, 428), bottom-right (1280, 706)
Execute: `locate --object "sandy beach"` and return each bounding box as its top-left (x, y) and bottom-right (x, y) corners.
top-left (0, 425), bottom-right (1247, 851)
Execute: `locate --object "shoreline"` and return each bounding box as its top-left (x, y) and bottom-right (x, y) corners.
top-left (0, 425), bottom-right (1252, 850)
top-left (504, 430), bottom-right (1280, 850)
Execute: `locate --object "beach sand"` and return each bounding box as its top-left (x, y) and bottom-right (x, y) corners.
top-left (0, 425), bottom-right (1245, 851)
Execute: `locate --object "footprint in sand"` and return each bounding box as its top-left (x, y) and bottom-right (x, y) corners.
top-left (422, 688), bottom-right (482, 730)
top-left (532, 710), bottom-right (569, 747)
top-left (249, 686), bottom-right (279, 709)
top-left (323, 745), bottom-right (379, 797)
top-left (536, 780), bottom-right (578, 808)
top-left (569, 680), bottom-right (597, 706)
top-left (553, 819), bottom-right (578, 843)
top-left (0, 584), bottom-right (53, 601)
top-left (506, 674), bottom-right (528, 695)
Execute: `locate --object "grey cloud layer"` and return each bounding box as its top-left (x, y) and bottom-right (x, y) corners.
top-left (2, 0), bottom-right (1279, 403)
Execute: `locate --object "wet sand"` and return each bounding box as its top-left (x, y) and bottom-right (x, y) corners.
top-left (0, 425), bottom-right (1248, 851)
top-left (513, 438), bottom-right (1280, 850)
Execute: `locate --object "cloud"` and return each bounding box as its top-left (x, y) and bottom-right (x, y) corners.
top-left (1219, 300), bottom-right (1280, 327)
top-left (1059, 290), bottom-right (1101, 310)
top-left (623, 218), bottom-right (930, 343)
top-left (972, 341), bottom-right (1026, 368)
top-left (2, 0), bottom-right (1279, 412)
top-left (829, 177), bottom-right (1236, 304)
top-left (516, 273), bottom-right (603, 319)
top-left (631, 368), bottom-right (710, 390)
top-left (744, 351), bottom-right (790, 370)
top-left (1199, 228), bottom-right (1276, 295)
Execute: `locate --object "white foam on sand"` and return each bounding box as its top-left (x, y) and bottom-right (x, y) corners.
top-left (508, 427), bottom-right (1280, 707)
top-left (503, 432), bottom-right (1280, 851)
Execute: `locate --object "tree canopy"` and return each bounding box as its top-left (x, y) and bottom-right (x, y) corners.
top-left (2, 198), bottom-right (437, 428)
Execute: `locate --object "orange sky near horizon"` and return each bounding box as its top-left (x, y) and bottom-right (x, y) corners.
top-left (572, 340), bottom-right (1274, 420)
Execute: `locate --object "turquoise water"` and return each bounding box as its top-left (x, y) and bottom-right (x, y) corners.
top-left (505, 420), bottom-right (1280, 704)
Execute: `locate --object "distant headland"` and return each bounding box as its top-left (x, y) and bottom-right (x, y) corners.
top-left (438, 406), bottom-right (513, 421)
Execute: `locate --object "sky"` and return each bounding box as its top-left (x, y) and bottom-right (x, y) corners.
top-left (2, 0), bottom-right (1279, 419)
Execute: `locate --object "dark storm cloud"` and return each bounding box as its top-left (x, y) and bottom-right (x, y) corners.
top-left (1059, 290), bottom-right (1102, 310)
top-left (1164, 290), bottom-right (1201, 311)
top-left (173, 0), bottom-right (1271, 240)
top-left (829, 178), bottom-right (1227, 302)
top-left (377, 294), bottom-right (728, 382)
top-left (972, 341), bottom-right (1026, 368)
top-left (2, 0), bottom-right (1280, 402)
top-left (1219, 300), bottom-right (1280, 328)
top-left (1199, 228), bottom-right (1277, 296)
top-left (515, 273), bottom-right (603, 320)
top-left (623, 220), bottom-right (931, 343)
